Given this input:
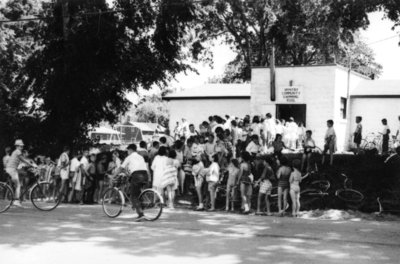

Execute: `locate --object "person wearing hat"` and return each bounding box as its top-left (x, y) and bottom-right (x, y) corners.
top-left (5, 140), bottom-right (36, 207)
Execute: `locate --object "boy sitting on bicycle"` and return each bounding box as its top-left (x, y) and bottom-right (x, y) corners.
top-left (113, 144), bottom-right (148, 221)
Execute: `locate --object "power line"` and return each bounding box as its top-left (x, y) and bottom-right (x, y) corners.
top-left (367, 35), bottom-right (399, 45)
top-left (0, 0), bottom-right (206, 24)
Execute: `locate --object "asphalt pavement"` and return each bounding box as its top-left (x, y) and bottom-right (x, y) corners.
top-left (1, 203), bottom-right (400, 264)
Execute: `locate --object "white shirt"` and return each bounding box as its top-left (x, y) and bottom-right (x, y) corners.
top-left (121, 152), bottom-right (147, 174)
top-left (70, 157), bottom-right (80, 173)
top-left (80, 156), bottom-right (90, 172)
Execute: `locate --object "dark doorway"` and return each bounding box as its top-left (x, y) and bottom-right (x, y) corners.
top-left (276, 104), bottom-right (306, 126)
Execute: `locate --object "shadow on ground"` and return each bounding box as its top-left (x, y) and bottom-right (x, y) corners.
top-left (0, 205), bottom-right (399, 264)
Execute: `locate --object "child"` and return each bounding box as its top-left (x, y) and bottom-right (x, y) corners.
top-left (192, 154), bottom-right (206, 210)
top-left (289, 159), bottom-right (309, 217)
top-left (246, 135), bottom-right (261, 156)
top-left (207, 154), bottom-right (220, 211)
top-left (322, 120), bottom-right (336, 166)
top-left (301, 130), bottom-right (316, 172)
top-left (276, 156), bottom-right (291, 216)
top-left (237, 151), bottom-right (253, 214)
top-left (256, 158), bottom-right (274, 216)
top-left (380, 118), bottom-right (390, 155)
top-left (225, 158), bottom-right (239, 211)
top-left (205, 134), bottom-right (216, 160)
top-left (353, 116), bottom-right (363, 154)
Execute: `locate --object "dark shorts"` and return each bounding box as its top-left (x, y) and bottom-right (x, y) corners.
top-left (130, 170), bottom-right (149, 198)
top-left (354, 134), bottom-right (362, 144)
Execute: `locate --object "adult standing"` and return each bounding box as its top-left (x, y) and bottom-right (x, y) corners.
top-left (151, 146), bottom-right (169, 194)
top-left (57, 146), bottom-right (70, 199)
top-left (5, 140), bottom-right (35, 207)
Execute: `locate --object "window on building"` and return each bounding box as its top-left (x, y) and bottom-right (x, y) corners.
top-left (340, 97), bottom-right (347, 119)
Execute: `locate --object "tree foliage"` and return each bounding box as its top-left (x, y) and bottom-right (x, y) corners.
top-left (194, 0), bottom-right (386, 81)
top-left (1, 0), bottom-right (200, 154)
top-left (133, 95), bottom-right (169, 127)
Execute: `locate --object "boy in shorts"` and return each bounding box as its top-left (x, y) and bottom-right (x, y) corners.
top-left (322, 120), bottom-right (336, 166)
top-left (256, 158), bottom-right (274, 215)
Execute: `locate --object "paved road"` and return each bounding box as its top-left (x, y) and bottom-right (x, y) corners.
top-left (1, 204), bottom-right (400, 264)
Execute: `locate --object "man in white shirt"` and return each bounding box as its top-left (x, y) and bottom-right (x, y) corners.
top-left (115, 144), bottom-right (148, 220)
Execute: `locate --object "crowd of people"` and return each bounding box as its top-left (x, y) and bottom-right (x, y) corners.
top-left (2, 114), bottom-right (400, 217)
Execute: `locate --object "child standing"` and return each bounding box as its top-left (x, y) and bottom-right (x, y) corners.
top-left (301, 130), bottom-right (316, 172)
top-left (353, 116), bottom-right (363, 154)
top-left (237, 151), bottom-right (253, 214)
top-left (207, 154), bottom-right (220, 211)
top-left (256, 158), bottom-right (274, 216)
top-left (276, 156), bottom-right (291, 216)
top-left (380, 118), bottom-right (390, 155)
top-left (289, 159), bottom-right (309, 217)
top-left (322, 120), bottom-right (336, 166)
top-left (225, 158), bottom-right (240, 211)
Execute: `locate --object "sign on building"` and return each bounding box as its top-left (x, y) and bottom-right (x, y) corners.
top-left (277, 86), bottom-right (304, 103)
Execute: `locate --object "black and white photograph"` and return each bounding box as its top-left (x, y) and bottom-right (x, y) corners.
top-left (1, 0), bottom-right (400, 263)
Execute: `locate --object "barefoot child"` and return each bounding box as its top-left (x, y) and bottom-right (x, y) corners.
top-left (225, 158), bottom-right (239, 211)
top-left (289, 159), bottom-right (309, 217)
top-left (276, 156), bottom-right (291, 216)
top-left (322, 120), bottom-right (336, 166)
top-left (256, 158), bottom-right (274, 215)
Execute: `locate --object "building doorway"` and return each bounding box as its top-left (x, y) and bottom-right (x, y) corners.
top-left (276, 104), bottom-right (306, 125)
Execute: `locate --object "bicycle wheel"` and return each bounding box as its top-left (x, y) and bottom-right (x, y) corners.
top-left (363, 141), bottom-right (376, 150)
top-left (102, 188), bottom-right (124, 218)
top-left (336, 189), bottom-right (364, 203)
top-left (0, 183), bottom-right (13, 213)
top-left (31, 182), bottom-right (62, 211)
top-left (139, 189), bottom-right (163, 221)
top-left (300, 189), bottom-right (326, 210)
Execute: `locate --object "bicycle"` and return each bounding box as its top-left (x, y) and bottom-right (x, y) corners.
top-left (102, 173), bottom-right (163, 221)
top-left (376, 197), bottom-right (400, 216)
top-left (300, 171), bottom-right (330, 210)
top-left (0, 167), bottom-right (63, 213)
top-left (361, 133), bottom-right (380, 151)
top-left (335, 173), bottom-right (364, 208)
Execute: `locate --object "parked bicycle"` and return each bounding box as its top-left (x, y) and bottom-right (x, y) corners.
top-left (0, 167), bottom-right (63, 213)
top-left (376, 197), bottom-right (400, 216)
top-left (335, 173), bottom-right (364, 208)
top-left (300, 171), bottom-right (330, 210)
top-left (102, 173), bottom-right (163, 221)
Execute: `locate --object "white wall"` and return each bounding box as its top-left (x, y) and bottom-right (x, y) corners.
top-left (350, 98), bottom-right (400, 143)
top-left (334, 68), bottom-right (369, 150)
top-left (251, 66), bottom-right (337, 148)
top-left (167, 98), bottom-right (250, 131)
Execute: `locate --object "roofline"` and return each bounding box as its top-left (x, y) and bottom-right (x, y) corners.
top-left (252, 63), bottom-right (337, 69)
top-left (351, 95), bottom-right (400, 99)
top-left (162, 96), bottom-right (250, 100)
top-left (252, 63), bottom-right (371, 80)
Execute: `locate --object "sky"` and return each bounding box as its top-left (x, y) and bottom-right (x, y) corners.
top-left (127, 12), bottom-right (400, 103)
top-left (171, 12), bottom-right (400, 88)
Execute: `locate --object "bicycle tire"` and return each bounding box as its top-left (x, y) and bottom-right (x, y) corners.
top-left (363, 141), bottom-right (376, 150)
top-left (0, 183), bottom-right (13, 213)
top-left (139, 189), bottom-right (163, 221)
top-left (336, 189), bottom-right (364, 203)
top-left (300, 189), bottom-right (327, 210)
top-left (30, 182), bottom-right (62, 211)
top-left (102, 188), bottom-right (124, 218)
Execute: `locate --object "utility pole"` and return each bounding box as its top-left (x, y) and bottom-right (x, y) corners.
top-left (270, 39), bottom-right (276, 102)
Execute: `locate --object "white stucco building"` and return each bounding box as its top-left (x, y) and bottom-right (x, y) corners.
top-left (163, 64), bottom-right (400, 151)
top-left (163, 83), bottom-right (251, 131)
